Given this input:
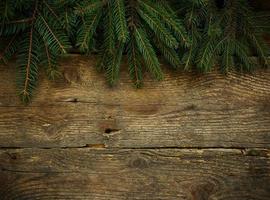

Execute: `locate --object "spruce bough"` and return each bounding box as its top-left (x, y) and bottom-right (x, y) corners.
top-left (75, 0), bottom-right (189, 86)
top-left (0, 0), bottom-right (71, 103)
top-left (0, 0), bottom-right (269, 103)
top-left (177, 0), bottom-right (270, 72)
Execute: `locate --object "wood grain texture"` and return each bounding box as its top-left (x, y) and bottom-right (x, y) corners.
top-left (0, 56), bottom-right (269, 148)
top-left (0, 56), bottom-right (269, 199)
top-left (0, 148), bottom-right (269, 200)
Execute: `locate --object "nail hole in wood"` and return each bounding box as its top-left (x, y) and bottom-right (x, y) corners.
top-left (70, 98), bottom-right (78, 103)
top-left (104, 128), bottom-right (120, 134)
top-left (185, 104), bottom-right (197, 111)
top-left (7, 153), bottom-right (17, 160)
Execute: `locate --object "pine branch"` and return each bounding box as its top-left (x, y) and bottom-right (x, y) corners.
top-left (250, 34), bottom-right (269, 67)
top-left (106, 42), bottom-right (124, 85)
top-left (43, 1), bottom-right (60, 21)
top-left (4, 18), bottom-right (33, 24)
top-left (139, 0), bottom-right (189, 47)
top-left (23, 28), bottom-right (34, 97)
top-left (138, 8), bottom-right (178, 48)
top-left (134, 27), bottom-right (163, 80)
top-left (16, 1), bottom-right (40, 103)
top-left (197, 37), bottom-right (217, 71)
top-left (44, 43), bottom-right (61, 80)
top-left (0, 19), bottom-right (31, 36)
top-left (0, 34), bottom-right (17, 64)
top-left (127, 34), bottom-right (143, 87)
top-left (112, 0), bottom-right (129, 42)
top-left (77, 12), bottom-right (101, 52)
top-left (36, 13), bottom-right (67, 53)
top-left (75, 0), bottom-right (103, 15)
top-left (154, 37), bottom-right (181, 69)
top-left (17, 26), bottom-right (39, 103)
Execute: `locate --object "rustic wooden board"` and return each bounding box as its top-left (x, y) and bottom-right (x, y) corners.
top-left (0, 56), bottom-right (269, 148)
top-left (0, 148), bottom-right (269, 200)
top-left (0, 56), bottom-right (269, 199)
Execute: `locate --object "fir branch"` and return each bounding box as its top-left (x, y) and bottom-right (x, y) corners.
top-left (23, 27), bottom-right (34, 97)
top-left (43, 1), bottom-right (60, 21)
top-left (77, 12), bottom-right (101, 52)
top-left (0, 34), bottom-right (17, 64)
top-left (36, 13), bottom-right (67, 53)
top-left (112, 0), bottom-right (129, 42)
top-left (138, 8), bottom-right (178, 48)
top-left (106, 42), bottom-right (124, 85)
top-left (134, 27), bottom-right (163, 80)
top-left (139, 0), bottom-right (189, 47)
top-left (19, 1), bottom-right (39, 103)
top-left (4, 18), bottom-right (33, 24)
top-left (127, 34), bottom-right (143, 87)
top-left (75, 0), bottom-right (103, 15)
top-left (44, 42), bottom-right (61, 80)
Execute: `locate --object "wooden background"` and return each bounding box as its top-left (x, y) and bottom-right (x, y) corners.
top-left (0, 55), bottom-right (269, 199)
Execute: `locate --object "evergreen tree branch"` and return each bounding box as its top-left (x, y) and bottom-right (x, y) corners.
top-left (23, 27), bottom-right (34, 97)
top-left (36, 13), bottom-right (67, 53)
top-left (0, 34), bottom-right (17, 64)
top-left (112, 0), bottom-right (129, 42)
top-left (43, 1), bottom-right (60, 21)
top-left (127, 34), bottom-right (143, 87)
top-left (134, 27), bottom-right (163, 80)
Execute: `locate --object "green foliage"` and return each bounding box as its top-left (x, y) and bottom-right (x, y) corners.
top-left (75, 0), bottom-right (189, 86)
top-left (0, 0), bottom-right (269, 103)
top-left (176, 0), bottom-right (270, 72)
top-left (0, 0), bottom-right (71, 103)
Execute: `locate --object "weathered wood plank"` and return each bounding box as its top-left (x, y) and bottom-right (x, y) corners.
top-left (0, 148), bottom-right (269, 200)
top-left (0, 56), bottom-right (269, 148)
top-left (1, 56), bottom-right (270, 107)
top-left (0, 104), bottom-right (269, 148)
top-left (0, 56), bottom-right (269, 199)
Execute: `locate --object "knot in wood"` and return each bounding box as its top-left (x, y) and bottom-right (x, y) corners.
top-left (130, 157), bottom-right (149, 169)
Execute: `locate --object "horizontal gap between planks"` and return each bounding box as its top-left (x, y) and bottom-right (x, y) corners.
top-left (0, 146), bottom-right (269, 151)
